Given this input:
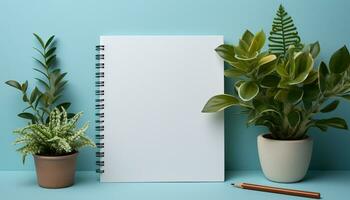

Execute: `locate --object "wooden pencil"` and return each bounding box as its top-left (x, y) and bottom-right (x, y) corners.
top-left (232, 182), bottom-right (321, 199)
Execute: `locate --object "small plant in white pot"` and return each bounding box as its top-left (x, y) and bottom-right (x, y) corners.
top-left (202, 5), bottom-right (350, 183)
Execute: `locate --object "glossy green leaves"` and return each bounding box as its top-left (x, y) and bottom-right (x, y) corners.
top-left (216, 30), bottom-right (273, 76)
top-left (303, 42), bottom-right (320, 59)
top-left (248, 30), bottom-right (266, 54)
top-left (320, 100), bottom-right (339, 113)
top-left (203, 5), bottom-right (350, 140)
top-left (329, 46), bottom-right (350, 74)
top-left (278, 50), bottom-right (314, 87)
top-left (202, 94), bottom-right (239, 112)
top-left (257, 55), bottom-right (277, 77)
top-left (215, 44), bottom-right (236, 63)
top-left (238, 81), bottom-right (260, 101)
top-left (5, 80), bottom-right (22, 90)
top-left (315, 117), bottom-right (348, 130)
top-left (317, 46), bottom-right (350, 96)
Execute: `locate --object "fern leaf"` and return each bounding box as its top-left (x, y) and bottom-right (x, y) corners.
top-left (268, 4), bottom-right (303, 57)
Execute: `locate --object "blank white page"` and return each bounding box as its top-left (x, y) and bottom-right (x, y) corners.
top-left (100, 36), bottom-right (224, 182)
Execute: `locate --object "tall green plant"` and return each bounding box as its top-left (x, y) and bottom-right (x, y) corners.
top-left (202, 30), bottom-right (350, 140)
top-left (5, 34), bottom-right (71, 124)
top-left (269, 4), bottom-right (303, 57)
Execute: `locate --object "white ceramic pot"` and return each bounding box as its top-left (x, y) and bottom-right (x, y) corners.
top-left (257, 134), bottom-right (313, 183)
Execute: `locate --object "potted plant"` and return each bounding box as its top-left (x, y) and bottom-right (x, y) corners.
top-left (202, 5), bottom-right (350, 182)
top-left (14, 108), bottom-right (95, 188)
top-left (5, 34), bottom-right (96, 188)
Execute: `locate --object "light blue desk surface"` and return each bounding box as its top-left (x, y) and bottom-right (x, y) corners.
top-left (0, 170), bottom-right (348, 200)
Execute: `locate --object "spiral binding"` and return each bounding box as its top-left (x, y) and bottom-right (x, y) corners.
top-left (95, 45), bottom-right (105, 174)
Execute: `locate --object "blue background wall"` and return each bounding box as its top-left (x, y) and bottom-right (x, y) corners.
top-left (0, 0), bottom-right (350, 171)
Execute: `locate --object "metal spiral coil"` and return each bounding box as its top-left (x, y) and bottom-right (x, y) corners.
top-left (95, 45), bottom-right (105, 174)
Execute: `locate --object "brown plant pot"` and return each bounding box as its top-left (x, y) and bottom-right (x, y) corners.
top-left (33, 152), bottom-right (78, 188)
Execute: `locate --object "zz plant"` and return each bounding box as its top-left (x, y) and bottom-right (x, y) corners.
top-left (202, 6), bottom-right (350, 140)
top-left (14, 108), bottom-right (96, 163)
top-left (5, 34), bottom-right (71, 124)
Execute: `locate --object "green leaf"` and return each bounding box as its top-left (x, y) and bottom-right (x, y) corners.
top-left (52, 94), bottom-right (62, 104)
top-left (18, 112), bottom-right (36, 121)
top-left (340, 94), bottom-right (350, 101)
top-left (327, 74), bottom-right (343, 89)
top-left (56, 80), bottom-right (68, 90)
top-left (44, 35), bottom-right (55, 49)
top-left (239, 39), bottom-right (249, 51)
top-left (33, 57), bottom-right (47, 69)
top-left (288, 110), bottom-right (300, 127)
top-left (45, 47), bottom-right (56, 58)
top-left (314, 123), bottom-right (328, 132)
top-left (35, 78), bottom-right (49, 89)
top-left (21, 81), bottom-right (28, 92)
top-left (33, 33), bottom-right (45, 48)
top-left (202, 94), bottom-right (239, 112)
top-left (276, 62), bottom-right (289, 77)
top-left (242, 30), bottom-right (254, 45)
top-left (29, 87), bottom-right (40, 104)
top-left (287, 87), bottom-right (304, 104)
top-left (224, 68), bottom-right (245, 77)
top-left (22, 94), bottom-right (28, 102)
top-left (303, 42), bottom-right (320, 59)
top-left (34, 94), bottom-right (42, 109)
top-left (67, 113), bottom-right (76, 119)
top-left (329, 46), bottom-right (350, 73)
top-left (303, 82), bottom-right (319, 101)
top-left (215, 44), bottom-right (236, 63)
top-left (288, 52), bottom-right (314, 85)
top-left (248, 30), bottom-right (266, 53)
top-left (238, 81), bottom-right (259, 101)
top-left (274, 89), bottom-right (288, 102)
top-left (56, 102), bottom-right (71, 110)
top-left (54, 72), bottom-right (67, 86)
top-left (257, 55), bottom-right (277, 77)
top-left (315, 117), bottom-right (348, 129)
top-left (318, 62), bottom-right (329, 93)
top-left (46, 55), bottom-right (56, 67)
top-left (252, 98), bottom-right (281, 116)
top-left (52, 68), bottom-right (61, 74)
top-left (303, 70), bottom-right (318, 84)
top-left (234, 80), bottom-right (245, 91)
top-left (33, 47), bottom-right (45, 57)
top-left (257, 55), bottom-right (277, 67)
top-left (303, 100), bottom-right (313, 111)
top-left (320, 100), bottom-right (339, 113)
top-left (5, 80), bottom-right (22, 90)
top-left (261, 74), bottom-right (280, 88)
top-left (309, 41), bottom-right (320, 58)
top-left (33, 68), bottom-right (49, 79)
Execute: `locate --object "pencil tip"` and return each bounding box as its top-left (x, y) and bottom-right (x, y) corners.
top-left (232, 183), bottom-right (242, 188)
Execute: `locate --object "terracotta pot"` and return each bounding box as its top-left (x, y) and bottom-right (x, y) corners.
top-left (257, 134), bottom-right (313, 183)
top-left (33, 152), bottom-right (78, 188)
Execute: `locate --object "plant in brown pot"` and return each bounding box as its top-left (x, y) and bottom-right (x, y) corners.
top-left (13, 108), bottom-right (95, 188)
top-left (5, 34), bottom-right (95, 188)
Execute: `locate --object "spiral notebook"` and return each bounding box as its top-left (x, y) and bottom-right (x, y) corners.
top-left (95, 36), bottom-right (224, 182)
